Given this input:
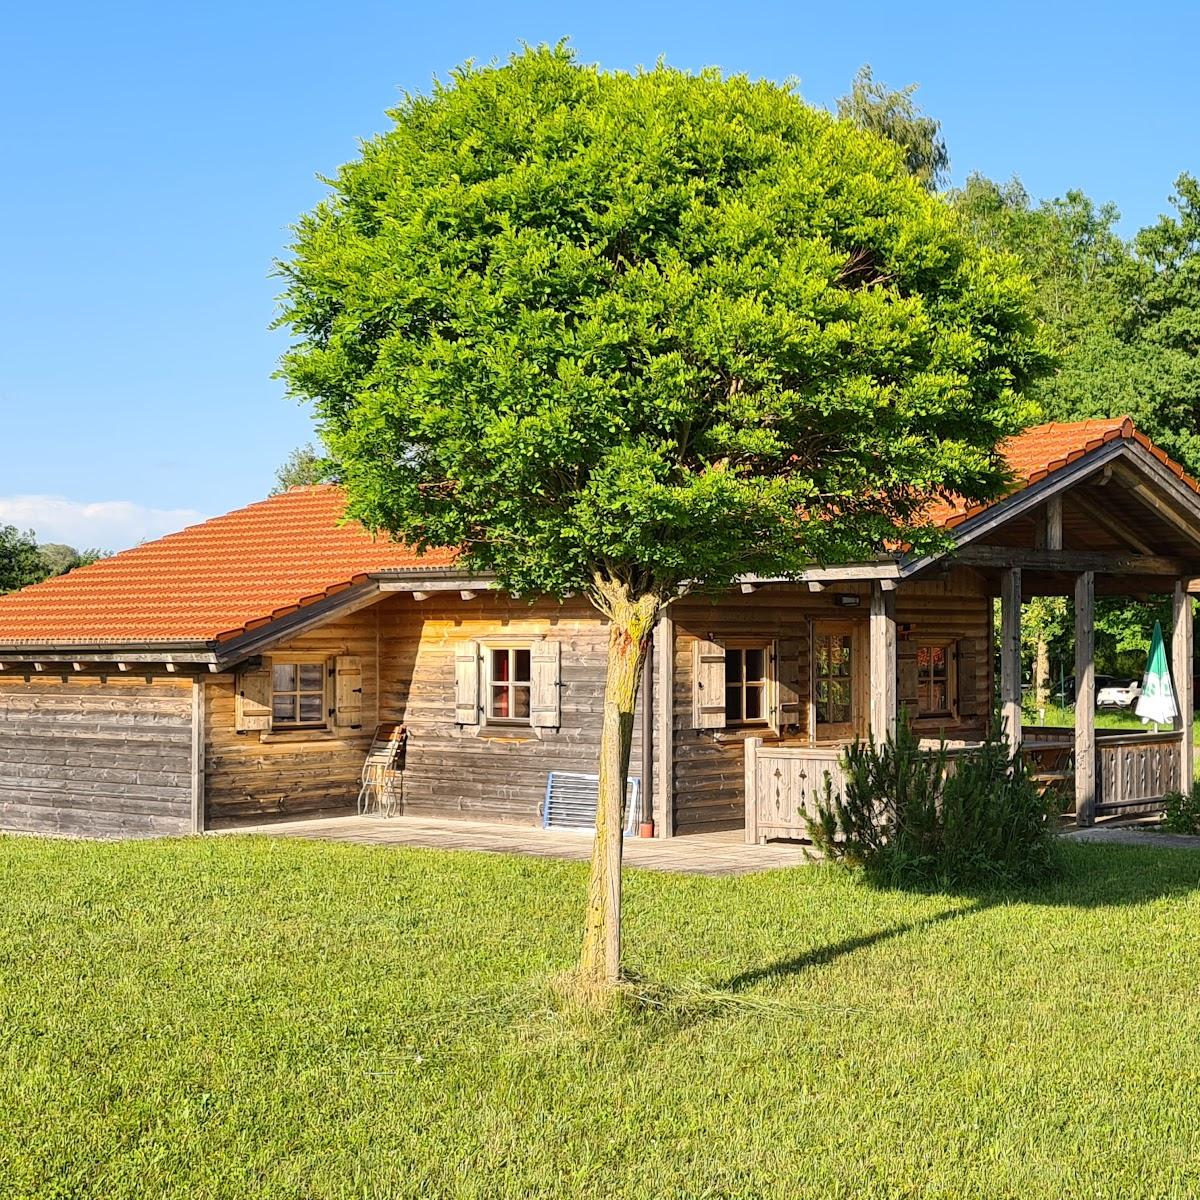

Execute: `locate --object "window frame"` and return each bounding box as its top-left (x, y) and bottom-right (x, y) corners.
top-left (723, 642), bottom-right (772, 727)
top-left (482, 642), bottom-right (534, 727)
top-left (914, 639), bottom-right (957, 720)
top-left (269, 654), bottom-right (331, 731)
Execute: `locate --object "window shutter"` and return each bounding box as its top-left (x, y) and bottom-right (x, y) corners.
top-left (334, 655), bottom-right (363, 730)
top-left (773, 636), bottom-right (805, 734)
top-left (693, 638), bottom-right (727, 730)
top-left (956, 638), bottom-right (977, 717)
top-left (235, 662), bottom-right (272, 732)
top-left (454, 640), bottom-right (481, 726)
top-left (530, 639), bottom-right (561, 729)
top-left (898, 641), bottom-right (919, 719)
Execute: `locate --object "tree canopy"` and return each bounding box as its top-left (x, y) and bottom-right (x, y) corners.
top-left (278, 45), bottom-right (1046, 605)
top-left (270, 443), bottom-right (340, 495)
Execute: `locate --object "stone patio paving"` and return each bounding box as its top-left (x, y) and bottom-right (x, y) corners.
top-left (222, 813), bottom-right (815, 876)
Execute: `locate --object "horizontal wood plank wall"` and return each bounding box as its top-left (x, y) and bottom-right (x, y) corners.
top-left (670, 574), bottom-right (992, 835)
top-left (204, 607), bottom-right (379, 826)
top-left (378, 593), bottom-right (642, 825)
top-left (0, 676), bottom-right (194, 838)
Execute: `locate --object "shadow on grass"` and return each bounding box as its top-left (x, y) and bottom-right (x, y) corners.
top-left (720, 901), bottom-right (986, 993)
top-left (720, 839), bottom-right (1200, 996)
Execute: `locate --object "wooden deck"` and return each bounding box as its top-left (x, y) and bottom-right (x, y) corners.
top-left (220, 814), bottom-right (815, 876)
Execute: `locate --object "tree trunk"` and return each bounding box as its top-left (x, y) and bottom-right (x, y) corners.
top-left (579, 577), bottom-right (662, 989)
top-left (1034, 635), bottom-right (1050, 709)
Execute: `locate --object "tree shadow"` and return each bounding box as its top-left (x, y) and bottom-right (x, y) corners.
top-left (720, 901), bottom-right (989, 993)
top-left (718, 838), bottom-right (1200, 997)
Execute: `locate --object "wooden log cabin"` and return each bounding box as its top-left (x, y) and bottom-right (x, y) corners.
top-left (0, 417), bottom-right (1197, 841)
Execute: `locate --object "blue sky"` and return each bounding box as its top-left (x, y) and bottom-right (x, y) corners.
top-left (2, 0), bottom-right (1197, 549)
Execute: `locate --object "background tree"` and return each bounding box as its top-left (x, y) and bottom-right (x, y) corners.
top-left (0, 527), bottom-right (47, 594)
top-left (837, 65), bottom-right (950, 191)
top-left (277, 46), bottom-right (1048, 987)
top-left (271, 442), bottom-right (340, 494)
top-left (37, 543), bottom-right (106, 577)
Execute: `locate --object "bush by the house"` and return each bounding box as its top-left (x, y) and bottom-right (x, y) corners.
top-left (806, 719), bottom-right (1062, 888)
top-left (1162, 783), bottom-right (1200, 834)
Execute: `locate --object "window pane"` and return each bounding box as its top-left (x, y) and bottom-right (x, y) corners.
top-left (513, 686), bottom-right (530, 719)
top-left (273, 663), bottom-right (295, 692)
top-left (490, 685), bottom-right (509, 718)
top-left (514, 649), bottom-right (531, 683)
top-left (816, 637), bottom-right (830, 674)
top-left (299, 663), bottom-right (325, 691)
top-left (725, 649), bottom-right (742, 686)
top-left (930, 646), bottom-right (947, 679)
top-left (272, 694), bottom-right (296, 723)
top-left (931, 682), bottom-right (947, 712)
top-left (744, 648), bottom-right (765, 683)
top-left (299, 694), bottom-right (324, 724)
top-left (744, 685), bottom-right (763, 720)
top-left (833, 636), bottom-right (851, 676)
top-left (725, 685), bottom-right (741, 721)
top-left (492, 649), bottom-right (509, 682)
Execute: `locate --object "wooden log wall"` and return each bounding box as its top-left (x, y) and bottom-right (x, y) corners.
top-left (204, 607), bottom-right (379, 826)
top-left (377, 592), bottom-right (645, 825)
top-left (0, 675), bottom-right (194, 838)
top-left (671, 572), bottom-right (992, 835)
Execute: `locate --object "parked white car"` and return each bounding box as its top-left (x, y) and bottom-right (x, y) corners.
top-left (1097, 679), bottom-right (1142, 709)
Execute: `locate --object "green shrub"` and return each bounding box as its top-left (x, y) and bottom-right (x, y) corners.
top-left (806, 719), bottom-right (1062, 888)
top-left (1162, 783), bottom-right (1200, 834)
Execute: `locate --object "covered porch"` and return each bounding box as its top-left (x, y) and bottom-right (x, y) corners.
top-left (742, 423), bottom-right (1200, 841)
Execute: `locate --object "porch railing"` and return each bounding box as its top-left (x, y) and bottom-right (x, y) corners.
top-left (744, 726), bottom-right (1186, 843)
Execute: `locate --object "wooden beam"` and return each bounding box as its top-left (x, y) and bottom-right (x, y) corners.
top-left (1075, 570), bottom-right (1096, 827)
top-left (1111, 464), bottom-right (1200, 549)
top-left (1000, 568), bottom-right (1022, 749)
top-left (807, 581), bottom-right (825, 593)
top-left (190, 679), bottom-right (206, 834)
top-left (740, 582), bottom-right (758, 594)
top-left (869, 584), bottom-right (897, 743)
top-left (744, 736), bottom-right (760, 846)
top-left (71, 662), bottom-right (84, 672)
top-left (411, 591), bottom-right (431, 602)
top-left (459, 590), bottom-right (478, 601)
top-left (953, 546), bottom-right (1195, 576)
top-left (654, 611), bottom-right (675, 839)
top-left (1082, 501), bottom-right (1157, 555)
top-left (1174, 579), bottom-right (1194, 793)
top-left (1036, 496), bottom-right (1063, 550)
top-left (117, 663), bottom-right (131, 672)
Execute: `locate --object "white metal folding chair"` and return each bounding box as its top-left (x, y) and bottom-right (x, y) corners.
top-left (357, 723), bottom-right (406, 818)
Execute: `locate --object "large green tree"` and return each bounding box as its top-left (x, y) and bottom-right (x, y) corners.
top-left (277, 46), bottom-right (1047, 987)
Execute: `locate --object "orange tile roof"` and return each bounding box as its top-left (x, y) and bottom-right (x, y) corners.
top-left (924, 416), bottom-right (1200, 529)
top-left (0, 418), bottom-right (1192, 651)
top-left (0, 486), bottom-right (457, 647)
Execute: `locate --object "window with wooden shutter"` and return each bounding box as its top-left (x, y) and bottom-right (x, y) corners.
top-left (334, 655), bottom-right (363, 730)
top-left (454, 640), bottom-right (481, 726)
top-left (915, 642), bottom-right (956, 718)
top-left (693, 638), bottom-right (726, 730)
top-left (774, 636), bottom-right (805, 734)
top-left (235, 662), bottom-right (272, 732)
top-left (898, 640), bottom-right (919, 719)
top-left (530, 639), bottom-right (561, 729)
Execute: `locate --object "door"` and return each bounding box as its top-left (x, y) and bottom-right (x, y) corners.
top-left (810, 620), bottom-right (866, 743)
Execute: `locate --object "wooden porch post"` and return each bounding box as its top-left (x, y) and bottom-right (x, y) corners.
top-left (1173, 579), bottom-right (1194, 792)
top-left (744, 735), bottom-right (760, 845)
top-left (1000, 567), bottom-right (1023, 751)
top-left (1075, 570), bottom-right (1096, 827)
top-left (869, 582), bottom-right (897, 743)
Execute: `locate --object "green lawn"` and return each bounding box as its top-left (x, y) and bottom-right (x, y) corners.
top-left (1023, 697), bottom-right (1200, 743)
top-left (4, 837), bottom-right (1200, 1198)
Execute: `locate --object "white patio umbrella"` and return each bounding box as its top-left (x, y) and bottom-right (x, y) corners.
top-left (1135, 620), bottom-right (1178, 727)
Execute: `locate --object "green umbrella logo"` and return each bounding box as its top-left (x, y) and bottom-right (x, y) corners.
top-left (1136, 619), bottom-right (1178, 726)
